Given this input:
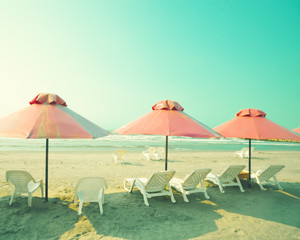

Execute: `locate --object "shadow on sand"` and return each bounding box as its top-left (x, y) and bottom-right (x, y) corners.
top-left (82, 191), bottom-right (220, 240)
top-left (0, 196), bottom-right (78, 240)
top-left (121, 162), bottom-right (144, 166)
top-left (0, 181), bottom-right (299, 239)
top-left (84, 181), bottom-right (300, 239)
top-left (218, 181), bottom-right (300, 228)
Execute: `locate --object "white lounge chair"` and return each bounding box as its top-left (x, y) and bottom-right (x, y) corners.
top-left (251, 165), bottom-right (285, 190)
top-left (124, 170), bottom-right (176, 206)
top-left (170, 168), bottom-right (212, 202)
top-left (206, 165), bottom-right (246, 193)
top-left (142, 147), bottom-right (158, 161)
top-left (6, 170), bottom-right (43, 207)
top-left (234, 147), bottom-right (248, 159)
top-left (112, 149), bottom-right (127, 164)
top-left (244, 147), bottom-right (254, 158)
top-left (74, 177), bottom-right (107, 215)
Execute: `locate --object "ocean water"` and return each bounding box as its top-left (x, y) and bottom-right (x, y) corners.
top-left (0, 135), bottom-right (299, 152)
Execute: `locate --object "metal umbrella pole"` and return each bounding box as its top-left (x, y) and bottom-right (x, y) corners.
top-left (165, 136), bottom-right (168, 170)
top-left (248, 138), bottom-right (252, 188)
top-left (45, 139), bottom-right (49, 201)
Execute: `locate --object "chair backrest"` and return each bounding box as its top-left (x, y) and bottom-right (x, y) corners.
top-left (76, 177), bottom-right (107, 202)
top-left (148, 147), bottom-right (157, 154)
top-left (245, 147), bottom-right (254, 155)
top-left (219, 165), bottom-right (246, 181)
top-left (145, 170), bottom-right (176, 192)
top-left (257, 165), bottom-right (285, 181)
top-left (6, 170), bottom-right (35, 194)
top-left (156, 147), bottom-right (165, 155)
top-left (182, 168), bottom-right (212, 188)
top-left (113, 149), bottom-right (127, 159)
top-left (241, 147), bottom-right (248, 152)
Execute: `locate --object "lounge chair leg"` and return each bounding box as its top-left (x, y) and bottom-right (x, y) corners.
top-left (258, 181), bottom-right (266, 191)
top-left (236, 177), bottom-right (245, 192)
top-left (182, 192), bottom-right (189, 202)
top-left (273, 176), bottom-right (283, 190)
top-left (28, 193), bottom-right (32, 207)
top-left (218, 182), bottom-right (225, 193)
top-left (200, 182), bottom-right (210, 199)
top-left (98, 201), bottom-right (103, 215)
top-left (9, 190), bottom-right (15, 206)
top-left (168, 186), bottom-right (176, 204)
top-left (255, 175), bottom-right (266, 190)
top-left (78, 201), bottom-right (83, 215)
top-left (40, 185), bottom-right (44, 198)
top-left (143, 194), bottom-right (149, 206)
top-left (124, 179), bottom-right (134, 192)
top-left (101, 190), bottom-right (105, 204)
top-left (204, 191), bottom-right (210, 199)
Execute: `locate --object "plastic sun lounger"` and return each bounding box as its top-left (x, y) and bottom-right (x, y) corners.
top-left (74, 177), bottom-right (107, 215)
top-left (234, 147), bottom-right (248, 159)
top-left (170, 168), bottom-right (212, 202)
top-left (6, 170), bottom-right (43, 207)
top-left (251, 165), bottom-right (285, 190)
top-left (124, 170), bottom-right (176, 206)
top-left (206, 165), bottom-right (246, 193)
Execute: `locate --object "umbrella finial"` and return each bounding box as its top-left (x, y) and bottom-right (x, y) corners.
top-left (152, 100), bottom-right (184, 111)
top-left (29, 93), bottom-right (67, 106)
top-left (236, 108), bottom-right (266, 117)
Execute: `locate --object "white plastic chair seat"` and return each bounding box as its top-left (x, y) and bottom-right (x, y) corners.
top-left (251, 165), bottom-right (285, 190)
top-left (142, 147), bottom-right (158, 161)
top-left (206, 165), bottom-right (246, 193)
top-left (27, 182), bottom-right (42, 193)
top-left (112, 149), bottom-right (127, 164)
top-left (245, 147), bottom-right (254, 158)
top-left (124, 170), bottom-right (176, 206)
top-left (155, 147), bottom-right (165, 160)
top-left (170, 168), bottom-right (212, 202)
top-left (74, 177), bottom-right (107, 215)
top-left (6, 170), bottom-right (43, 207)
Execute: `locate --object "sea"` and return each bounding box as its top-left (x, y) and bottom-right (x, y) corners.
top-left (0, 134), bottom-right (299, 152)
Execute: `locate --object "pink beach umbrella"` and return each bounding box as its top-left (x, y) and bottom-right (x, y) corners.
top-left (0, 93), bottom-right (109, 201)
top-left (214, 108), bottom-right (300, 186)
top-left (293, 127), bottom-right (300, 134)
top-left (115, 100), bottom-right (221, 170)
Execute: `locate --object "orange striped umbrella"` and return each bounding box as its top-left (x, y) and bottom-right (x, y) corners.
top-left (0, 93), bottom-right (109, 201)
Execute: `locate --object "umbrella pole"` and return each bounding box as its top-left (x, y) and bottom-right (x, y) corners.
top-left (45, 139), bottom-right (49, 202)
top-left (248, 139), bottom-right (251, 188)
top-left (165, 136), bottom-right (168, 171)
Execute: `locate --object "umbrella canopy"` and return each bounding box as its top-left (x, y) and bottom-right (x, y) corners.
top-left (115, 100), bottom-right (221, 170)
top-left (0, 93), bottom-right (109, 201)
top-left (293, 127), bottom-right (300, 134)
top-left (214, 108), bottom-right (300, 186)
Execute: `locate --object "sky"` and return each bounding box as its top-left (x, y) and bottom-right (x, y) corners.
top-left (0, 0), bottom-right (299, 131)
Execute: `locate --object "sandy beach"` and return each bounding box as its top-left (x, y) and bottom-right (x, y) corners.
top-left (0, 149), bottom-right (300, 240)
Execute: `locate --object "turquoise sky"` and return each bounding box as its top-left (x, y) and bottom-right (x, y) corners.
top-left (0, 1), bottom-right (299, 131)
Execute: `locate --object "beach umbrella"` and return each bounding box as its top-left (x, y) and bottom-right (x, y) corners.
top-left (214, 108), bottom-right (300, 187)
top-left (114, 100), bottom-right (221, 170)
top-left (0, 93), bottom-right (109, 201)
top-left (293, 127), bottom-right (300, 134)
